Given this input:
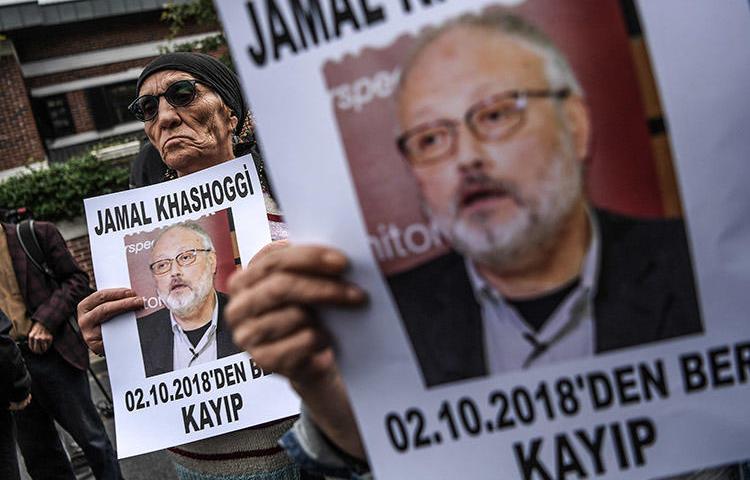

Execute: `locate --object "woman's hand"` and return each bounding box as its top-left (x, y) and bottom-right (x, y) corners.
top-left (27, 322), bottom-right (53, 354)
top-left (9, 393), bottom-right (31, 411)
top-left (77, 288), bottom-right (144, 355)
top-left (225, 241), bottom-right (368, 458)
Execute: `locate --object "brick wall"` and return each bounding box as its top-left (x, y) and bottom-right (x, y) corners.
top-left (66, 90), bottom-right (96, 134)
top-left (0, 43), bottom-right (46, 170)
top-left (66, 235), bottom-right (96, 289)
top-left (11, 11), bottom-right (217, 63)
top-left (7, 11), bottom-right (220, 151)
top-left (27, 48), bottom-right (225, 139)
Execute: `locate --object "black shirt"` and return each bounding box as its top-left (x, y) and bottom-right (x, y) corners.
top-left (184, 322), bottom-right (212, 348)
top-left (506, 277), bottom-right (581, 332)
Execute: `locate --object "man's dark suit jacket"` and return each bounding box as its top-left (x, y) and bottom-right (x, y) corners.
top-left (136, 291), bottom-right (240, 377)
top-left (388, 209), bottom-right (704, 388)
top-left (3, 222), bottom-right (92, 371)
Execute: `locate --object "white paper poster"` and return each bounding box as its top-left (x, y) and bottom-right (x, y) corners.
top-left (84, 156), bottom-right (299, 458)
top-left (216, 1), bottom-right (750, 478)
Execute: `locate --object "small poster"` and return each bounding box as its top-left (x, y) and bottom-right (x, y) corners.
top-left (217, 1), bottom-right (750, 478)
top-left (84, 156), bottom-right (299, 458)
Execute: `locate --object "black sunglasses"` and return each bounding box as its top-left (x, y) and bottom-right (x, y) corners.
top-left (128, 79), bottom-right (204, 122)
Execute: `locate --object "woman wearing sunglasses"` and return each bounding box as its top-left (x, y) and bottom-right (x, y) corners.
top-left (76, 53), bottom-right (315, 480)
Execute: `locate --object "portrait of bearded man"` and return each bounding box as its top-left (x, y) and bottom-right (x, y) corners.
top-left (386, 9), bottom-right (703, 387)
top-left (137, 221), bottom-right (239, 377)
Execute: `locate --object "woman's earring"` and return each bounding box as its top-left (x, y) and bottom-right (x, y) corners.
top-left (232, 133), bottom-right (240, 145)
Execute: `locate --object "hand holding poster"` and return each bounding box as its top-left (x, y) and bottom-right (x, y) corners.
top-left (84, 157), bottom-right (299, 458)
top-left (216, 0), bottom-right (750, 478)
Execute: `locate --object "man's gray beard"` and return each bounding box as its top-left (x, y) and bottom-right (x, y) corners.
top-left (429, 155), bottom-right (583, 272)
top-left (158, 267), bottom-right (214, 318)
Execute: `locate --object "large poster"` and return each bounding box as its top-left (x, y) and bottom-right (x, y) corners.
top-left (85, 157), bottom-right (299, 457)
top-left (217, 1), bottom-right (750, 478)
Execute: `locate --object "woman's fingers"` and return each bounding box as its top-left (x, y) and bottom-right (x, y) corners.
top-left (77, 288), bottom-right (143, 355)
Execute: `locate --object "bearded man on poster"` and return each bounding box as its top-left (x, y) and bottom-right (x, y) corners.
top-left (138, 222), bottom-right (239, 377)
top-left (387, 12), bottom-right (705, 387)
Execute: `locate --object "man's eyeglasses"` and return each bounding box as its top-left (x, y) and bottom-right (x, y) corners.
top-left (149, 249), bottom-right (212, 276)
top-left (128, 79), bottom-right (204, 122)
top-left (396, 88), bottom-right (570, 167)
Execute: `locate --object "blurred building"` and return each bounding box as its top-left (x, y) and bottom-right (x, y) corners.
top-left (0, 0), bottom-right (218, 285)
top-left (0, 0), bottom-right (214, 171)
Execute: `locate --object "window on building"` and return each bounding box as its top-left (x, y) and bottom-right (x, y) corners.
top-left (86, 81), bottom-right (137, 131)
top-left (32, 95), bottom-right (75, 139)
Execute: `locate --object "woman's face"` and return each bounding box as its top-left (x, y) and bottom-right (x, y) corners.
top-left (139, 70), bottom-right (239, 176)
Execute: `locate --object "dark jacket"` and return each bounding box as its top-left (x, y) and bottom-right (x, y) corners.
top-left (129, 139), bottom-right (169, 188)
top-left (0, 310), bottom-right (30, 406)
top-left (388, 209), bottom-right (704, 387)
top-left (136, 292), bottom-right (240, 377)
top-left (3, 222), bottom-right (92, 371)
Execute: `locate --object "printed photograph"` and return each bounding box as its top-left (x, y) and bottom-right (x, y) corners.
top-left (322, 1), bottom-right (704, 388)
top-left (125, 209), bottom-right (242, 377)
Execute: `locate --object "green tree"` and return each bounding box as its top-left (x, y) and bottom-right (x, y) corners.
top-left (0, 154), bottom-right (129, 223)
top-left (161, 0), bottom-right (232, 69)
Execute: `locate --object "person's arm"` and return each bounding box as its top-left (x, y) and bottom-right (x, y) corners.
top-left (225, 242), bottom-right (368, 460)
top-left (280, 407), bottom-right (372, 480)
top-left (0, 313), bottom-right (31, 408)
top-left (30, 222), bottom-right (92, 334)
top-left (4, 337), bottom-right (31, 410)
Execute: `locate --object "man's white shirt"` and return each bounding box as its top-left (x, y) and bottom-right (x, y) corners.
top-left (169, 292), bottom-right (219, 370)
